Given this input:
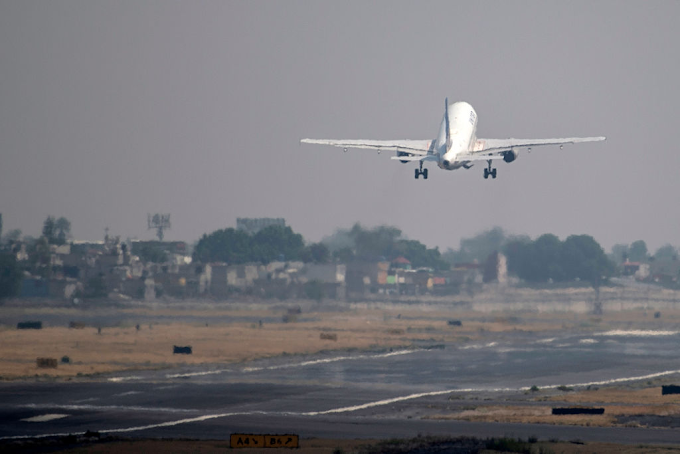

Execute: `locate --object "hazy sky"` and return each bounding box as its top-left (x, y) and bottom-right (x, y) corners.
top-left (2, 1), bottom-right (679, 253)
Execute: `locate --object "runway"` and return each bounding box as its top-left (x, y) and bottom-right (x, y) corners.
top-left (2, 329), bottom-right (680, 444)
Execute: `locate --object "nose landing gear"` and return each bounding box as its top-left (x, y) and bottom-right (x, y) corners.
top-left (483, 160), bottom-right (497, 179)
top-left (414, 161), bottom-right (428, 179)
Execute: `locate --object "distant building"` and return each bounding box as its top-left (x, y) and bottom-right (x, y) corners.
top-left (391, 256), bottom-right (412, 270)
top-left (622, 261), bottom-right (650, 280)
top-left (483, 251), bottom-right (507, 284)
top-left (236, 218), bottom-right (285, 235)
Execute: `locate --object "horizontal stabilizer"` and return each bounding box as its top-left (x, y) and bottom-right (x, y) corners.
top-left (390, 155), bottom-right (439, 162)
top-left (456, 154), bottom-right (506, 162)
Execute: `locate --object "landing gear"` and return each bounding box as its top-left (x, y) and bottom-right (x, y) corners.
top-left (414, 161), bottom-right (428, 179)
top-left (483, 160), bottom-right (497, 179)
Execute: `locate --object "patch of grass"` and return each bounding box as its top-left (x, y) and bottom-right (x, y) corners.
top-left (485, 437), bottom-right (532, 453)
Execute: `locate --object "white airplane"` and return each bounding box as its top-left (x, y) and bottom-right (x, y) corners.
top-left (301, 99), bottom-right (605, 180)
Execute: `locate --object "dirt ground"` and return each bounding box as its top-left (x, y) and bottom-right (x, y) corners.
top-left (2, 303), bottom-right (677, 380)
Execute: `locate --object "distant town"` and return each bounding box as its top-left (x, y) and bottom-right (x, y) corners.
top-left (0, 214), bottom-right (678, 304)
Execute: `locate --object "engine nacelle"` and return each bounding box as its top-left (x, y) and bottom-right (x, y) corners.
top-left (397, 151), bottom-right (413, 164)
top-left (503, 149), bottom-right (519, 163)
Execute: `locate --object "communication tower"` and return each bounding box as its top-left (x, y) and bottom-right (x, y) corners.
top-left (148, 213), bottom-right (171, 241)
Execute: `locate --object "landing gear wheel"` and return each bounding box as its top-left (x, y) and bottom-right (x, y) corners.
top-left (484, 160), bottom-right (497, 180)
top-left (415, 161), bottom-right (427, 180)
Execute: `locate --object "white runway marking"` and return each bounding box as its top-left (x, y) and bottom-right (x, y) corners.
top-left (535, 338), bottom-right (556, 344)
top-left (113, 391), bottom-right (142, 397)
top-left (108, 349), bottom-right (422, 382)
top-left (579, 339), bottom-right (598, 344)
top-left (108, 376), bottom-right (143, 382)
top-left (241, 349), bottom-right (420, 373)
top-left (596, 330), bottom-right (679, 337)
top-left (20, 414), bottom-right (69, 423)
top-left (21, 403), bottom-right (196, 413)
top-left (166, 368), bottom-right (232, 379)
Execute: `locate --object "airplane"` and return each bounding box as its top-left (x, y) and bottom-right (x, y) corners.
top-left (301, 99), bottom-right (605, 180)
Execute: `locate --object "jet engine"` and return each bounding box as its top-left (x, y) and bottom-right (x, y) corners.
top-left (397, 151), bottom-right (413, 164)
top-left (503, 149), bottom-right (519, 163)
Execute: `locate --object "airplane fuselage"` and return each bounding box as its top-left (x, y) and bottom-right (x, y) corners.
top-left (436, 101), bottom-right (478, 170)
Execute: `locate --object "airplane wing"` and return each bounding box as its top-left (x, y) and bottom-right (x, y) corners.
top-left (475, 137), bottom-right (606, 154)
top-left (301, 139), bottom-right (434, 155)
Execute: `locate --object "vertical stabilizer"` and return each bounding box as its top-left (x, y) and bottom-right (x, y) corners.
top-left (444, 98), bottom-right (452, 152)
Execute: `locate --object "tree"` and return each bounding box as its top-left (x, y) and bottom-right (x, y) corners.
top-left (561, 234), bottom-right (613, 286)
top-left (443, 227), bottom-right (523, 266)
top-left (505, 233), bottom-right (613, 287)
top-left (193, 228), bottom-right (252, 263)
top-left (42, 216), bottom-right (56, 243)
top-left (54, 217), bottom-right (71, 245)
top-left (610, 243), bottom-right (630, 264)
top-left (332, 246), bottom-right (355, 263)
top-left (393, 239), bottom-right (449, 270)
top-left (532, 234), bottom-right (565, 282)
top-left (654, 244), bottom-right (678, 261)
top-left (0, 253), bottom-right (22, 300)
top-left (349, 223), bottom-right (402, 261)
top-left (252, 225), bottom-right (305, 263)
top-left (629, 240), bottom-right (648, 262)
top-left (2, 229), bottom-right (21, 246)
top-left (302, 242), bottom-right (330, 263)
top-left (41, 216), bottom-right (71, 245)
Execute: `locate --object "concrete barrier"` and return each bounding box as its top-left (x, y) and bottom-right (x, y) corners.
top-left (18, 321), bottom-right (42, 330)
top-left (36, 358), bottom-right (58, 368)
top-left (552, 407), bottom-right (604, 415)
top-left (662, 385), bottom-right (680, 395)
top-left (173, 345), bottom-right (192, 354)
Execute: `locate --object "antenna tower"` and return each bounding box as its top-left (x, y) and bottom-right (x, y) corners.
top-left (148, 213), bottom-right (171, 241)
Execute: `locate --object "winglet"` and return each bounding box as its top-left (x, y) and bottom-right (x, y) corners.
top-left (444, 98), bottom-right (452, 152)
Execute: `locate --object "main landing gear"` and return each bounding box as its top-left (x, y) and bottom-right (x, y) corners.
top-left (414, 161), bottom-right (428, 179)
top-left (483, 160), bottom-right (497, 179)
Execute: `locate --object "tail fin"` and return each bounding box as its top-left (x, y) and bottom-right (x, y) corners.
top-left (444, 98), bottom-right (452, 152)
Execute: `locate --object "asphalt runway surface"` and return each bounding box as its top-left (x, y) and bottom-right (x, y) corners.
top-left (3, 329), bottom-right (680, 444)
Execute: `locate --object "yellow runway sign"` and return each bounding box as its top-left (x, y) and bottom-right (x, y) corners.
top-left (230, 434), bottom-right (299, 449)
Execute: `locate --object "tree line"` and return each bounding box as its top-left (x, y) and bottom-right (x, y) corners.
top-left (193, 223), bottom-right (450, 270)
top-left (193, 225), bottom-right (330, 264)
